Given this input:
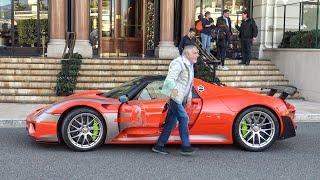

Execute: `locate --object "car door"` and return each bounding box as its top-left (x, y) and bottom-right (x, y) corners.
top-left (118, 80), bottom-right (203, 135)
top-left (134, 80), bottom-right (202, 128)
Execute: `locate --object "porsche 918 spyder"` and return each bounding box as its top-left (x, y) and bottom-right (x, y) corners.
top-left (26, 75), bottom-right (297, 152)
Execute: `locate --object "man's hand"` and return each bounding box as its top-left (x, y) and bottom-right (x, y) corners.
top-left (253, 37), bottom-right (257, 42)
top-left (171, 89), bottom-right (178, 98)
top-left (186, 98), bottom-right (192, 107)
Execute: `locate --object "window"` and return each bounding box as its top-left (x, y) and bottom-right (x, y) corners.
top-left (137, 80), bottom-right (167, 100)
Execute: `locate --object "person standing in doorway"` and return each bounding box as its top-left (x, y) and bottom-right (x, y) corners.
top-left (236, 10), bottom-right (258, 65)
top-left (178, 28), bottom-right (196, 55)
top-left (200, 12), bottom-right (214, 53)
top-left (152, 45), bottom-right (199, 156)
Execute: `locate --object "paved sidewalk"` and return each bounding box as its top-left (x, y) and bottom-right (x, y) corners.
top-left (0, 100), bottom-right (319, 128)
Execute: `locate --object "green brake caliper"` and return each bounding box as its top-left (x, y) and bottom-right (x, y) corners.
top-left (241, 120), bottom-right (249, 138)
top-left (92, 119), bottom-right (100, 141)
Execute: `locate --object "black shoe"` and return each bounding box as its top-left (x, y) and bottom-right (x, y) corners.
top-left (152, 145), bottom-right (169, 155)
top-left (180, 146), bottom-right (196, 156)
top-left (239, 62), bottom-right (245, 65)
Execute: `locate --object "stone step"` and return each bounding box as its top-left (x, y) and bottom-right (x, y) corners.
top-left (219, 75), bottom-right (286, 82)
top-left (79, 70), bottom-right (167, 76)
top-left (0, 88), bottom-right (55, 96)
top-left (0, 75), bottom-right (57, 82)
top-left (216, 70), bottom-right (282, 76)
top-left (0, 81), bottom-right (55, 89)
top-left (0, 58), bottom-right (172, 65)
top-left (0, 69), bottom-right (59, 76)
top-left (0, 63), bottom-right (169, 70)
top-left (217, 65), bottom-right (278, 70)
top-left (224, 80), bottom-right (289, 88)
top-left (223, 60), bottom-right (273, 65)
top-left (0, 95), bottom-right (63, 104)
top-left (0, 69), bottom-right (167, 76)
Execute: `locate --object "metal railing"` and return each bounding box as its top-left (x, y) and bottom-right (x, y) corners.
top-left (272, 0), bottom-right (320, 49)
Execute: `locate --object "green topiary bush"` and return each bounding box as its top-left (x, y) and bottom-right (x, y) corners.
top-left (56, 56), bottom-right (83, 96)
top-left (194, 60), bottom-right (221, 84)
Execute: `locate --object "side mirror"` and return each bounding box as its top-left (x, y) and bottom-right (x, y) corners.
top-left (119, 95), bottom-right (129, 103)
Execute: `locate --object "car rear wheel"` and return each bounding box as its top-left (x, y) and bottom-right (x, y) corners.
top-left (61, 108), bottom-right (106, 151)
top-left (233, 107), bottom-right (279, 152)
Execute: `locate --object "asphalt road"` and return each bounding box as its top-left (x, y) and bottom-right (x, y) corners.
top-left (0, 123), bottom-right (319, 180)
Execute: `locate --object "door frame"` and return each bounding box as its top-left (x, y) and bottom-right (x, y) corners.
top-left (97, 0), bottom-right (144, 57)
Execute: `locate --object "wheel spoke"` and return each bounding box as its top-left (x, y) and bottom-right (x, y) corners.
top-left (260, 122), bottom-right (272, 127)
top-left (260, 130), bottom-right (271, 137)
top-left (71, 133), bottom-right (82, 139)
top-left (69, 129), bottom-right (79, 133)
top-left (71, 124), bottom-right (80, 129)
top-left (243, 130), bottom-right (252, 138)
top-left (258, 134), bottom-right (261, 146)
top-left (76, 135), bottom-right (82, 143)
top-left (259, 133), bottom-right (267, 142)
top-left (247, 133), bottom-right (254, 142)
top-left (74, 119), bottom-right (82, 126)
top-left (87, 118), bottom-right (95, 126)
top-left (81, 135), bottom-right (86, 146)
top-left (261, 128), bottom-right (274, 131)
top-left (253, 134), bottom-right (256, 145)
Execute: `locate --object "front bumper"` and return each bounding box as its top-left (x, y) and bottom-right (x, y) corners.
top-left (279, 116), bottom-right (297, 139)
top-left (26, 110), bottom-right (60, 142)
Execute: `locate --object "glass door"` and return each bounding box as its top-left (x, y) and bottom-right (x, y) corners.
top-left (100, 0), bottom-right (142, 57)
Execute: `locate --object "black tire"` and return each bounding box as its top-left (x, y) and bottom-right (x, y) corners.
top-left (61, 107), bottom-right (106, 151)
top-left (233, 106), bottom-right (279, 152)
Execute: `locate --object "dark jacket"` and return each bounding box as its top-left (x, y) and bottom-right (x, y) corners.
top-left (236, 18), bottom-right (258, 40)
top-left (178, 35), bottom-right (195, 55)
top-left (201, 18), bottom-right (213, 35)
top-left (216, 16), bottom-right (232, 34)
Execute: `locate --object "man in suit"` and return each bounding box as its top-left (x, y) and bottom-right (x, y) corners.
top-left (217, 9), bottom-right (232, 35)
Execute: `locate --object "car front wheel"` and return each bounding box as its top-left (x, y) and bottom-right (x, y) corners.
top-left (233, 107), bottom-right (279, 152)
top-left (61, 108), bottom-right (106, 151)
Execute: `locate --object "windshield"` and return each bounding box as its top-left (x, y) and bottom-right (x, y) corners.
top-left (102, 78), bottom-right (143, 98)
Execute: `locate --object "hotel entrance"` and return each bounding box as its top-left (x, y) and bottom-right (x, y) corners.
top-left (90, 0), bottom-right (143, 57)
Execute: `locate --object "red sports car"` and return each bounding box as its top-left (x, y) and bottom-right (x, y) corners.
top-left (26, 75), bottom-right (297, 152)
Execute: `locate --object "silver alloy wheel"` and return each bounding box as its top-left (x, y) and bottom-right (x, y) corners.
top-left (67, 113), bottom-right (103, 150)
top-left (239, 111), bottom-right (275, 149)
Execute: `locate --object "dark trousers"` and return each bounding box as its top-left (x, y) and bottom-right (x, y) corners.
top-left (156, 99), bottom-right (190, 147)
top-left (217, 42), bottom-right (227, 66)
top-left (241, 39), bottom-right (252, 65)
top-left (217, 39), bottom-right (228, 66)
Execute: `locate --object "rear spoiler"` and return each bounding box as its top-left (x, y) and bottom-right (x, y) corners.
top-left (261, 85), bottom-right (297, 100)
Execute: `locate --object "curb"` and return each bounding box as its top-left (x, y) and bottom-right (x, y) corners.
top-left (0, 114), bottom-right (320, 128)
top-left (0, 120), bottom-right (26, 128)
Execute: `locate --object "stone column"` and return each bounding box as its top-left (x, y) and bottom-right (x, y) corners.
top-left (181, 0), bottom-right (195, 36)
top-left (47, 0), bottom-right (66, 58)
top-left (73, 0), bottom-right (92, 58)
top-left (155, 0), bottom-right (179, 59)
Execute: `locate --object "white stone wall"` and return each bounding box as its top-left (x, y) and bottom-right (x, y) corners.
top-left (264, 48), bottom-right (320, 102)
top-left (253, 0), bottom-right (308, 58)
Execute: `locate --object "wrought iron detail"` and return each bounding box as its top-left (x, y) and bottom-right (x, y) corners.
top-left (145, 0), bottom-right (156, 54)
